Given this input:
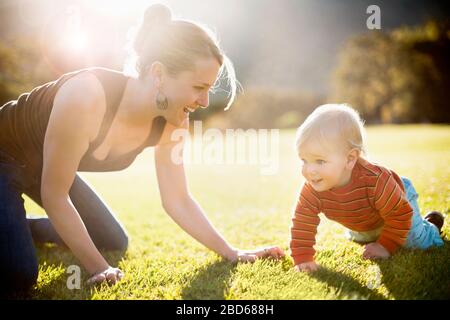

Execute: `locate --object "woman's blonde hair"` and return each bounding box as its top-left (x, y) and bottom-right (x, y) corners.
top-left (296, 103), bottom-right (367, 155)
top-left (124, 4), bottom-right (240, 110)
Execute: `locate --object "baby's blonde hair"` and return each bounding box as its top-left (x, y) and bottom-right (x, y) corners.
top-left (296, 104), bottom-right (367, 155)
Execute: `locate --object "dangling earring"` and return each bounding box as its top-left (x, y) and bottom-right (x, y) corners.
top-left (156, 90), bottom-right (168, 110)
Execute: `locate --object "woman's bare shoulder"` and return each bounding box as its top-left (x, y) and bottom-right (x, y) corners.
top-left (51, 71), bottom-right (107, 141)
top-left (55, 71), bottom-right (105, 108)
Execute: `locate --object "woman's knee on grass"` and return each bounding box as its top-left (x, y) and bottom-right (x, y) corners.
top-left (110, 229), bottom-right (129, 252)
top-left (95, 227), bottom-right (129, 252)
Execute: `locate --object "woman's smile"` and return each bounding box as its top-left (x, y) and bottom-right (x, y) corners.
top-left (183, 106), bottom-right (195, 114)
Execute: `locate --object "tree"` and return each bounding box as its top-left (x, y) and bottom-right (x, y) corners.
top-left (0, 37), bottom-right (55, 105)
top-left (331, 20), bottom-right (449, 123)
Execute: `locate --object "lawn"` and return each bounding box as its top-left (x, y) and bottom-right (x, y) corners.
top-left (19, 125), bottom-right (450, 299)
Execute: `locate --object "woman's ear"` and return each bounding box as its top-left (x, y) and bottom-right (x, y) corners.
top-left (149, 61), bottom-right (165, 88)
top-left (346, 148), bottom-right (360, 170)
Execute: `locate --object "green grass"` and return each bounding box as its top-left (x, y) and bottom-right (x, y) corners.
top-left (19, 125), bottom-right (450, 299)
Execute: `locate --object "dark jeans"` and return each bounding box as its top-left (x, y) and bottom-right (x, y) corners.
top-left (0, 151), bottom-right (128, 294)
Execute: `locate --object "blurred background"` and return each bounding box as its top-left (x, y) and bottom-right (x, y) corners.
top-left (0, 0), bottom-right (449, 128)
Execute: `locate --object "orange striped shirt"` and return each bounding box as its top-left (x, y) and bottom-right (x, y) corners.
top-left (290, 157), bottom-right (413, 265)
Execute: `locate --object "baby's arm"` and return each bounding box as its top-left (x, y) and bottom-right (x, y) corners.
top-left (372, 171), bottom-right (413, 255)
top-left (290, 183), bottom-right (321, 271)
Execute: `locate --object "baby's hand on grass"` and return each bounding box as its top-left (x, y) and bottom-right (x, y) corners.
top-left (363, 242), bottom-right (390, 260)
top-left (294, 261), bottom-right (320, 273)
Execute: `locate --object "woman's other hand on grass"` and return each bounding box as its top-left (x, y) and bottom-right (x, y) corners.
top-left (363, 242), bottom-right (390, 259)
top-left (86, 266), bottom-right (124, 286)
top-left (230, 246), bottom-right (285, 262)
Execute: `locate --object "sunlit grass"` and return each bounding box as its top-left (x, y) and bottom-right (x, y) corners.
top-left (22, 125), bottom-right (450, 299)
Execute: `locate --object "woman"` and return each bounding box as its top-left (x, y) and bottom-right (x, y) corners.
top-left (0, 4), bottom-right (284, 294)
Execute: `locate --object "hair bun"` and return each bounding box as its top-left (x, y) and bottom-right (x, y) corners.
top-left (144, 4), bottom-right (172, 27)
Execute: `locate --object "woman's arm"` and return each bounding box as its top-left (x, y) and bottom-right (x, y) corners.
top-left (155, 139), bottom-right (237, 260)
top-left (41, 74), bottom-right (122, 282)
top-left (155, 129), bottom-right (284, 262)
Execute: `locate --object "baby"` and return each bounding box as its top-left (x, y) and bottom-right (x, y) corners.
top-left (290, 104), bottom-right (445, 272)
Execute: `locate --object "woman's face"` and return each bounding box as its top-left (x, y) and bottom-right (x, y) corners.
top-left (161, 57), bottom-right (221, 127)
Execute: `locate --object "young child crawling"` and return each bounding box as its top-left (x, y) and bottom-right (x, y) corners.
top-left (290, 104), bottom-right (444, 272)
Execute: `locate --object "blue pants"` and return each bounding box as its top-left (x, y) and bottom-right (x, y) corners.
top-left (401, 177), bottom-right (444, 249)
top-left (347, 177), bottom-right (444, 249)
top-left (0, 150), bottom-right (128, 294)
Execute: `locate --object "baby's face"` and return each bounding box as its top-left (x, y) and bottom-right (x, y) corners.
top-left (299, 140), bottom-right (351, 192)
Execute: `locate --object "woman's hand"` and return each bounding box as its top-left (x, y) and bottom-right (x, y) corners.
top-left (230, 246), bottom-right (285, 263)
top-left (363, 242), bottom-right (390, 260)
top-left (86, 266), bottom-right (124, 286)
top-left (294, 261), bottom-right (320, 273)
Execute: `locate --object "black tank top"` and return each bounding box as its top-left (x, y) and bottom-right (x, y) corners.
top-left (0, 67), bottom-right (167, 185)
